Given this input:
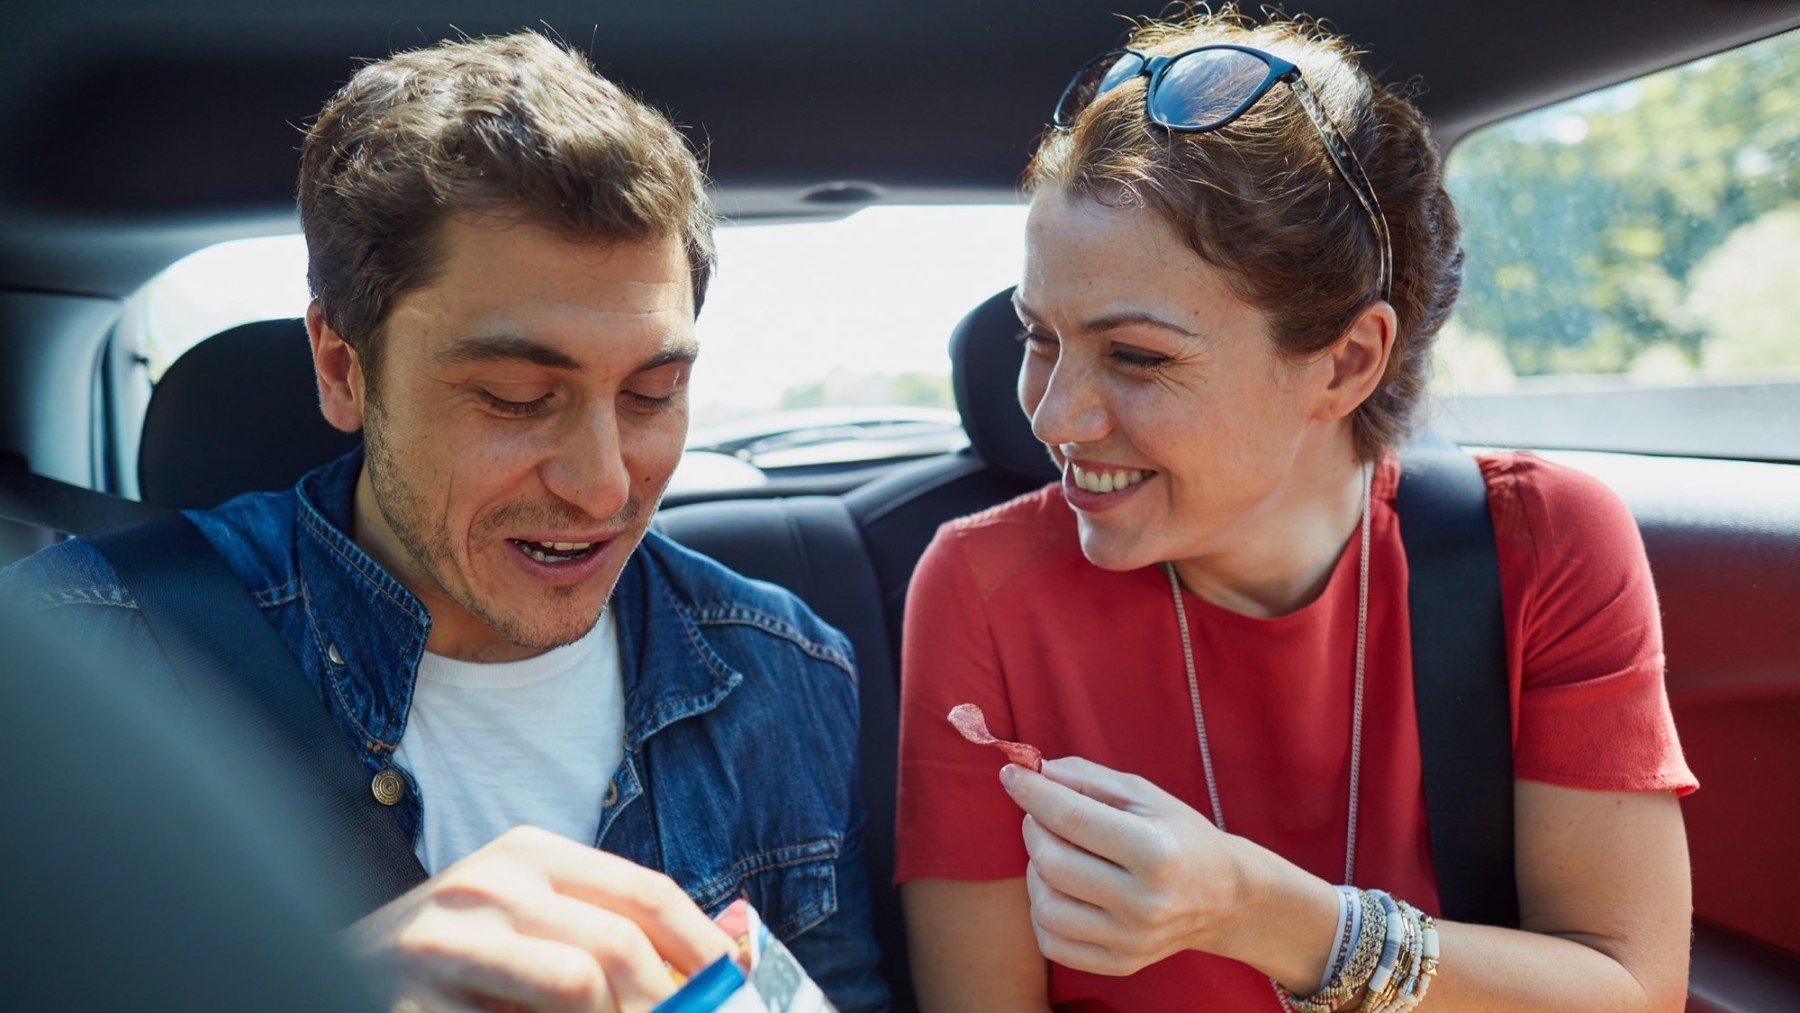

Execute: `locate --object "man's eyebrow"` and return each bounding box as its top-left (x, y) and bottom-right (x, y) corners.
top-left (435, 334), bottom-right (582, 371)
top-left (632, 344), bottom-right (699, 374)
top-left (1012, 295), bottom-right (1200, 340)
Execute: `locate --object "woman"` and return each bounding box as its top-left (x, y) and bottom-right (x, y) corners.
top-left (895, 8), bottom-right (1695, 1011)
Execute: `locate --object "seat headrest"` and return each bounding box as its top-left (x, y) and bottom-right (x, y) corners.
top-left (950, 287), bottom-right (1058, 484)
top-left (139, 319), bottom-right (359, 510)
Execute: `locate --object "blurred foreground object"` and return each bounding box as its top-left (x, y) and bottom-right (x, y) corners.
top-left (0, 606), bottom-right (386, 1012)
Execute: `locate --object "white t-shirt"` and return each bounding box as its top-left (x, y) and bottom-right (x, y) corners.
top-left (393, 610), bottom-right (624, 875)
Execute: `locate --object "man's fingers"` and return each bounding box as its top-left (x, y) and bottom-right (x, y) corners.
top-left (391, 994), bottom-right (489, 1013)
top-left (500, 828), bottom-right (735, 975)
top-left (1001, 763), bottom-right (1144, 864)
top-left (511, 893), bottom-right (683, 1012)
top-left (412, 927), bottom-right (613, 1013)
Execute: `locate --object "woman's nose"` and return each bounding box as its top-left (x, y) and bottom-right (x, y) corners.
top-left (1028, 360), bottom-right (1110, 450)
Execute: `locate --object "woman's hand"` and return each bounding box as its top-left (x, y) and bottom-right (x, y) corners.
top-left (1000, 756), bottom-right (1340, 987)
top-left (998, 756), bottom-right (1249, 976)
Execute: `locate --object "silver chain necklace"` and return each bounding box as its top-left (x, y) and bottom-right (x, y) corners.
top-left (1160, 463), bottom-right (1372, 886)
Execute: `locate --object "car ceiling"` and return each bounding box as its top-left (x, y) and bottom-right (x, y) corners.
top-left (3, 0), bottom-right (1799, 300)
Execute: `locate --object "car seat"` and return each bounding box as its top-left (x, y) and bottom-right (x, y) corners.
top-left (138, 318), bottom-right (356, 510)
top-left (654, 287), bottom-right (1049, 1009)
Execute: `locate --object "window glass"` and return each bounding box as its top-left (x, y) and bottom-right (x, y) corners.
top-left (132, 205), bottom-right (1025, 423)
top-left (1438, 29), bottom-right (1798, 459)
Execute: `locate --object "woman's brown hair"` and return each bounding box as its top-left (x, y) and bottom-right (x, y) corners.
top-left (1026, 6), bottom-right (1463, 459)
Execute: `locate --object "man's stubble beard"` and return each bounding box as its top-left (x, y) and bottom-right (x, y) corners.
top-left (362, 397), bottom-right (638, 652)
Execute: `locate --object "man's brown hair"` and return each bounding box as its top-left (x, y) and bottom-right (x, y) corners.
top-left (297, 31), bottom-right (714, 381)
top-left (1027, 7), bottom-right (1463, 460)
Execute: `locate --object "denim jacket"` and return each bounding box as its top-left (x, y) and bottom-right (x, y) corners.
top-left (1, 448), bottom-right (888, 1011)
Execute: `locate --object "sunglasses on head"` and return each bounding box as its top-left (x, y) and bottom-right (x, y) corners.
top-left (1054, 44), bottom-right (1393, 303)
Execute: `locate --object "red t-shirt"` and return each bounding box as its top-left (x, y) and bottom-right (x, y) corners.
top-left (894, 452), bottom-right (1696, 1011)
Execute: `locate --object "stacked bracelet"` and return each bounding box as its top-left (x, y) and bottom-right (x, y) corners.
top-left (1273, 888), bottom-right (1439, 1012)
top-left (1317, 886), bottom-right (1354, 994)
top-left (1365, 896), bottom-right (1438, 1012)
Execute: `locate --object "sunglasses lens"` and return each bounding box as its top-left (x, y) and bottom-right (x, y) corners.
top-left (1150, 49), bottom-right (1272, 130)
top-left (1096, 52), bottom-right (1144, 95)
top-left (1055, 51), bottom-right (1144, 127)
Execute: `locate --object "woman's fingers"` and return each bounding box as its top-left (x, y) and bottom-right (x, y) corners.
top-left (1024, 862), bottom-right (1117, 973)
top-left (1039, 756), bottom-right (1160, 812)
top-left (1024, 860), bottom-right (1115, 943)
top-left (1024, 897), bottom-right (1137, 979)
top-left (1010, 761), bottom-right (1238, 977)
top-left (1021, 813), bottom-right (1132, 905)
top-left (1001, 763), bottom-right (1146, 864)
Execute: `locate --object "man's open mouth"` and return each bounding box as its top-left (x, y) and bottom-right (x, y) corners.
top-left (509, 539), bottom-right (599, 564)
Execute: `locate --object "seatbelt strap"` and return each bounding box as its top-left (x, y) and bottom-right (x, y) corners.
top-left (0, 462), bottom-right (427, 910)
top-left (1396, 446), bottom-right (1520, 927)
top-left (89, 515), bottom-right (429, 909)
top-left (0, 457), bottom-right (175, 536)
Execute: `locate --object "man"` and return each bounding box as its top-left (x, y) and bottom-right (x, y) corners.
top-left (2, 32), bottom-right (886, 1012)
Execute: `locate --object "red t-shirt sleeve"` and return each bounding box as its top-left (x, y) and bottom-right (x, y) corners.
top-left (893, 523), bottom-right (1031, 883)
top-left (1494, 454), bottom-right (1698, 795)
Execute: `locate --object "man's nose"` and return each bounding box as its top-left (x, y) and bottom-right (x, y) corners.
top-left (540, 405), bottom-right (633, 521)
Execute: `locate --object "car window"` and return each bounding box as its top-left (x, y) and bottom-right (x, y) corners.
top-left (1435, 28), bottom-right (1799, 461)
top-left (124, 204), bottom-right (1027, 490)
top-left (136, 24), bottom-right (1800, 478)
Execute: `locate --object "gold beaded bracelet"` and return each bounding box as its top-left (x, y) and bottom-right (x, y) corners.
top-left (1362, 897), bottom-right (1439, 1012)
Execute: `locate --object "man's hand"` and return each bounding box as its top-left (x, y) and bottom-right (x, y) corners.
top-left (347, 826), bottom-right (735, 1013)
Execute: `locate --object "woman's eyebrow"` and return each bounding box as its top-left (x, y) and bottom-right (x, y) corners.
top-left (1011, 295), bottom-right (1199, 339)
top-left (1081, 310), bottom-right (1201, 339)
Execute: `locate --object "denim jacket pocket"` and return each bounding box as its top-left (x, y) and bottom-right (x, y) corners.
top-left (690, 837), bottom-right (840, 941)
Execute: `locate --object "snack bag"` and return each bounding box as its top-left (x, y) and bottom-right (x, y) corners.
top-left (653, 899), bottom-right (837, 1013)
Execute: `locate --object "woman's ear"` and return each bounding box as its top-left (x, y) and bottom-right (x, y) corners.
top-left (307, 301), bottom-right (367, 434)
top-left (1318, 300), bottom-right (1398, 422)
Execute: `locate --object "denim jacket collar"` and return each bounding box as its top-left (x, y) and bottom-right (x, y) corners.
top-left (608, 545), bottom-right (747, 752)
top-left (290, 448), bottom-right (747, 759)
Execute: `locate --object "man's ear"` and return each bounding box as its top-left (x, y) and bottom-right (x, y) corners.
top-left (1317, 300), bottom-right (1398, 423)
top-left (307, 301), bottom-right (367, 434)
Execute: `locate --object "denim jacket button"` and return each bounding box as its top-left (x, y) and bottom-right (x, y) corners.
top-left (371, 768), bottom-right (405, 806)
top-left (326, 642), bottom-right (345, 666)
top-left (603, 782), bottom-right (619, 808)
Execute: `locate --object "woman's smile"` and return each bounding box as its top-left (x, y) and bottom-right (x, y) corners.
top-left (1062, 459), bottom-right (1159, 514)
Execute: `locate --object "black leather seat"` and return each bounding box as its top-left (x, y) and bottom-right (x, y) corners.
top-left (140, 318), bottom-right (355, 510)
top-left (657, 287), bottom-right (1047, 1009)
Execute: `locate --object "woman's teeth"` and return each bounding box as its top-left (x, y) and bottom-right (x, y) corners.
top-left (513, 540), bottom-right (597, 564)
top-left (1070, 464), bottom-right (1151, 494)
